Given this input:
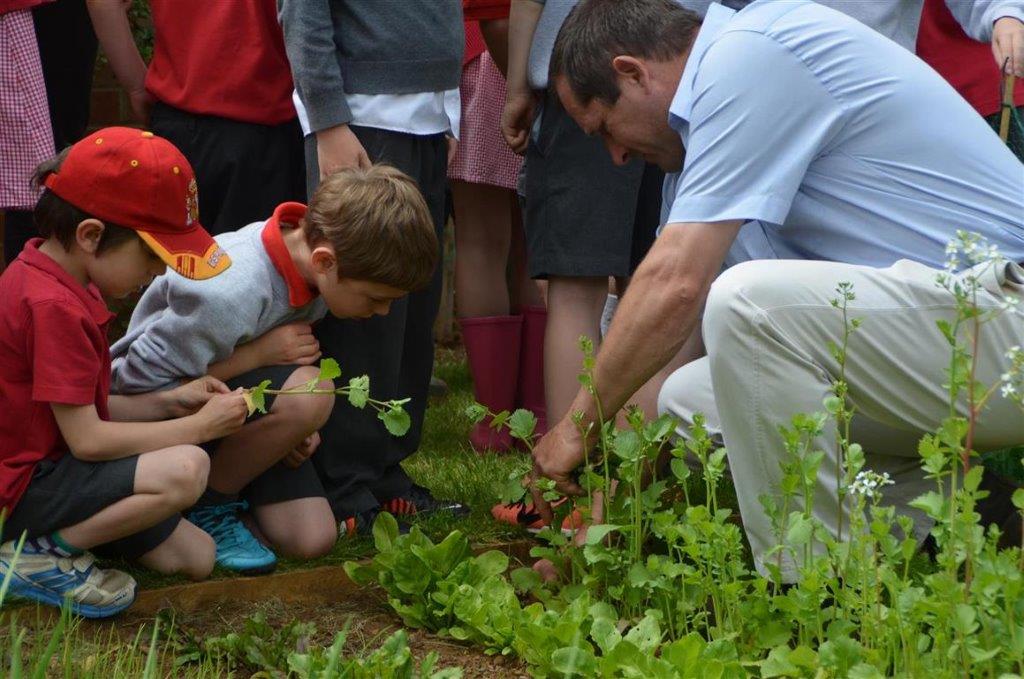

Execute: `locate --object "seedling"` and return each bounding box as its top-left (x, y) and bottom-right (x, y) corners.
top-left (243, 358), bottom-right (412, 436)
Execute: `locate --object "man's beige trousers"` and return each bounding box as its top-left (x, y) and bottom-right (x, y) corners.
top-left (658, 258), bottom-right (1024, 579)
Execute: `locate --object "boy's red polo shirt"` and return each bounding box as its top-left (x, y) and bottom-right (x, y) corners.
top-left (0, 240), bottom-right (115, 515)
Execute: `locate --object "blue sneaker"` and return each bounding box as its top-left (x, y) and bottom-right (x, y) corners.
top-left (188, 501), bottom-right (277, 574)
top-left (0, 541), bottom-right (136, 618)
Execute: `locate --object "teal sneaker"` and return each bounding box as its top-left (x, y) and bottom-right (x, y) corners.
top-left (188, 501), bottom-right (277, 574)
top-left (0, 540), bottom-right (136, 618)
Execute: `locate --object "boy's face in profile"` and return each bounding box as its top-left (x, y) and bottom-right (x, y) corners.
top-left (79, 222), bottom-right (167, 299)
top-left (320, 276), bottom-right (407, 320)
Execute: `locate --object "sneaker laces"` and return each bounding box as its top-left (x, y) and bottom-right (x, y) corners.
top-left (192, 501), bottom-right (251, 549)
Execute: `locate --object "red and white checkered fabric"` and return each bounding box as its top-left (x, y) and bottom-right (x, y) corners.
top-left (448, 51), bottom-right (523, 190)
top-left (0, 11), bottom-right (53, 210)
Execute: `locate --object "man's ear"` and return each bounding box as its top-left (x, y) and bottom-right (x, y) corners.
top-left (310, 245), bottom-right (337, 276)
top-left (611, 55), bottom-right (650, 92)
top-left (75, 219), bottom-right (105, 255)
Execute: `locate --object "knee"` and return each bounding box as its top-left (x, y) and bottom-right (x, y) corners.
top-left (179, 531), bottom-right (216, 580)
top-left (702, 261), bottom-right (778, 348)
top-left (277, 522), bottom-right (336, 560)
top-left (164, 446), bottom-right (210, 509)
top-left (657, 366), bottom-right (688, 418)
top-left (275, 368), bottom-right (335, 431)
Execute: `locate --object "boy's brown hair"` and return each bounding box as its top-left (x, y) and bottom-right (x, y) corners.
top-left (305, 165), bottom-right (438, 292)
top-left (32, 148), bottom-right (140, 254)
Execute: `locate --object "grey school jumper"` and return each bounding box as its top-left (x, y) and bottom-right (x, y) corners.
top-left (278, 0), bottom-right (463, 133)
top-left (526, 0), bottom-right (1021, 90)
top-left (110, 219), bottom-right (326, 394)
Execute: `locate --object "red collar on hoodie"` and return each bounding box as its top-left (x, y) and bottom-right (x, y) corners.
top-left (260, 202), bottom-right (317, 308)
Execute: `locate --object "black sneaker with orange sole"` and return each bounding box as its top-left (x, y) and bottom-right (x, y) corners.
top-left (379, 484), bottom-right (470, 519)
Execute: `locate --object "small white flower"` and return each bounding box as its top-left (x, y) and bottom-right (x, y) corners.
top-left (1001, 383), bottom-right (1017, 399)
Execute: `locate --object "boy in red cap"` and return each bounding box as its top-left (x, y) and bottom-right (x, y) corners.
top-left (0, 127), bottom-right (245, 618)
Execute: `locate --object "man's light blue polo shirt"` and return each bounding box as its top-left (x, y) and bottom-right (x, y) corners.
top-left (662, 1), bottom-right (1024, 269)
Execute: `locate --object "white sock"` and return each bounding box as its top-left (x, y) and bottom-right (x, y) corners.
top-left (600, 294), bottom-right (619, 338)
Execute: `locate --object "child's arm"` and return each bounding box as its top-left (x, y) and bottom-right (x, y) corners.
top-left (207, 323), bottom-right (321, 382)
top-left (502, 0), bottom-right (544, 154)
top-left (86, 0), bottom-right (152, 122)
top-left (107, 375), bottom-right (232, 422)
top-left (51, 391), bottom-right (247, 462)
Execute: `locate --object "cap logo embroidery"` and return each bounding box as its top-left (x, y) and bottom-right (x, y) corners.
top-left (185, 178), bottom-right (199, 226)
top-left (207, 247), bottom-right (225, 269)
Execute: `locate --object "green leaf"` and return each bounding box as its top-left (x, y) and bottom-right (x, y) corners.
top-left (318, 357), bottom-right (342, 382)
top-left (584, 524), bottom-right (621, 545)
top-left (346, 375), bottom-right (369, 408)
top-left (465, 403), bottom-right (488, 424)
top-left (908, 491), bottom-right (946, 520)
top-left (508, 409), bottom-right (537, 442)
top-left (380, 405), bottom-right (411, 437)
top-left (550, 645), bottom-right (597, 677)
top-left (670, 458), bottom-right (691, 482)
top-left (1012, 488), bottom-right (1024, 510)
top-left (243, 379), bottom-right (272, 416)
top-left (372, 511), bottom-right (399, 553)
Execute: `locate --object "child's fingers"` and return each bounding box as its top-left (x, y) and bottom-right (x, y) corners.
top-left (205, 376), bottom-right (231, 394)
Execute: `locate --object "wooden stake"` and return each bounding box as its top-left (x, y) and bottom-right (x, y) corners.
top-left (1000, 72), bottom-right (1016, 143)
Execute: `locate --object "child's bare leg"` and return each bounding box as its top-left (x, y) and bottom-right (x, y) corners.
top-left (206, 366), bottom-right (334, 494)
top-left (252, 497), bottom-right (336, 559)
top-left (544, 276), bottom-right (607, 421)
top-left (136, 519), bottom-right (215, 580)
top-left (57, 445), bottom-right (208, 549)
top-left (452, 180), bottom-right (513, 318)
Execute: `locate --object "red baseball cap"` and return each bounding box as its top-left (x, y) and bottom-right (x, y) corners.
top-left (43, 127), bottom-right (231, 280)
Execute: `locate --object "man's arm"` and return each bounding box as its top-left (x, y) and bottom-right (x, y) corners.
top-left (85, 0), bottom-right (152, 122)
top-left (502, 0), bottom-right (544, 153)
top-left (531, 220), bottom-right (741, 497)
top-left (945, 0), bottom-right (1024, 75)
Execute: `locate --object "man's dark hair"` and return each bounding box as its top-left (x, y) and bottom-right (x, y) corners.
top-left (550, 0), bottom-right (701, 106)
top-left (32, 148), bottom-right (139, 253)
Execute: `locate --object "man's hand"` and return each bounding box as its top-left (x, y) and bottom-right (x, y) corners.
top-left (993, 16), bottom-right (1024, 77)
top-left (528, 417), bottom-right (587, 522)
top-left (193, 389), bottom-right (248, 441)
top-left (283, 432), bottom-right (321, 468)
top-left (502, 90), bottom-right (536, 155)
top-left (166, 375), bottom-right (230, 418)
top-left (253, 323), bottom-right (321, 367)
top-left (316, 124), bottom-right (371, 180)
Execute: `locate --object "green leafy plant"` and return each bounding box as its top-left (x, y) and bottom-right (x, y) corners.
top-left (352, 232), bottom-right (1024, 678)
top-left (244, 358), bottom-right (412, 436)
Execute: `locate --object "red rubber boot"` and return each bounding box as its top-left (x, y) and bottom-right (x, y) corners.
top-left (459, 315), bottom-right (523, 452)
top-left (516, 305), bottom-right (548, 437)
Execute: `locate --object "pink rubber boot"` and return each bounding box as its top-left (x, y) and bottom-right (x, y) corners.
top-left (516, 305), bottom-right (548, 437)
top-left (459, 315), bottom-right (523, 452)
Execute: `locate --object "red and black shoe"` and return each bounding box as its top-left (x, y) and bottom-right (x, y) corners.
top-left (338, 506), bottom-right (411, 538)
top-left (490, 498), bottom-right (584, 535)
top-left (379, 484), bottom-right (470, 519)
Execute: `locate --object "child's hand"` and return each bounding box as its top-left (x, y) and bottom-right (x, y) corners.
top-left (283, 432), bottom-right (321, 468)
top-left (167, 375), bottom-right (230, 417)
top-left (194, 389), bottom-right (248, 441)
top-left (254, 323), bottom-right (321, 367)
top-left (316, 124), bottom-right (371, 179)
